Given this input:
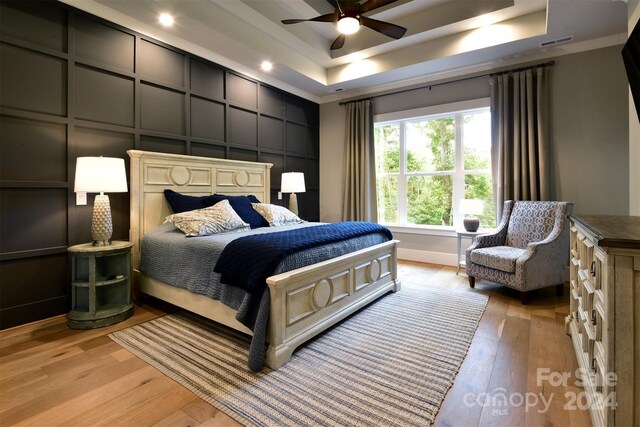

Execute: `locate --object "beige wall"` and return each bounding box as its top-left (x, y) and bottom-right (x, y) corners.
top-left (629, 0), bottom-right (640, 215)
top-left (320, 45), bottom-right (630, 261)
top-left (550, 46), bottom-right (629, 215)
top-left (319, 97), bottom-right (347, 224)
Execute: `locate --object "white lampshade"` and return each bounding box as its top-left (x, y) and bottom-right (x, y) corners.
top-left (281, 172), bottom-right (306, 193)
top-left (74, 157), bottom-right (128, 193)
top-left (460, 199), bottom-right (485, 216)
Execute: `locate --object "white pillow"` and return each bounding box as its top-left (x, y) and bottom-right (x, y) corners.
top-left (252, 203), bottom-right (305, 227)
top-left (165, 199), bottom-right (250, 236)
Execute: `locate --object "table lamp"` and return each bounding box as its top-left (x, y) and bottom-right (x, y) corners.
top-left (281, 172), bottom-right (305, 216)
top-left (74, 157), bottom-right (128, 246)
top-left (460, 199), bottom-right (484, 232)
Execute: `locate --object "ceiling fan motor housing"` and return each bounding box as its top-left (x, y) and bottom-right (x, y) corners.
top-left (281, 0), bottom-right (407, 50)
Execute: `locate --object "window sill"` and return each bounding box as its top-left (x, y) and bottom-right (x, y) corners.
top-left (384, 224), bottom-right (497, 238)
top-left (384, 225), bottom-right (457, 238)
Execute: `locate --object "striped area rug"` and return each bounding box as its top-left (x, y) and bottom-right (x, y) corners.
top-left (109, 287), bottom-right (488, 426)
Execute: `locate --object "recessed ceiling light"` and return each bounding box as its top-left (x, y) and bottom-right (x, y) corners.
top-left (159, 13), bottom-right (174, 27)
top-left (260, 61), bottom-right (273, 72)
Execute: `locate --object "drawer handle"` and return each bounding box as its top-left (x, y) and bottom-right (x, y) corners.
top-left (590, 261), bottom-right (596, 277)
top-left (591, 309), bottom-right (597, 325)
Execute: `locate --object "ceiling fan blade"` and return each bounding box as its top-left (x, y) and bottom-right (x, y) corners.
top-left (359, 16), bottom-right (407, 39)
top-left (326, 0), bottom-right (339, 9)
top-left (358, 0), bottom-right (400, 14)
top-left (281, 13), bottom-right (337, 25)
top-left (330, 34), bottom-right (346, 50)
top-left (281, 19), bottom-right (310, 24)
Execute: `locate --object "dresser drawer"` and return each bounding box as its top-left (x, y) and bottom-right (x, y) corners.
top-left (594, 302), bottom-right (605, 341)
top-left (593, 246), bottom-right (607, 294)
top-left (578, 268), bottom-right (595, 313)
top-left (577, 231), bottom-right (594, 270)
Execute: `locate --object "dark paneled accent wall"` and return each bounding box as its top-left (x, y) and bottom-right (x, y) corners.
top-left (0, 1), bottom-right (320, 329)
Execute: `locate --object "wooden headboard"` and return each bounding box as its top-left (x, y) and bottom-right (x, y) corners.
top-left (127, 150), bottom-right (272, 269)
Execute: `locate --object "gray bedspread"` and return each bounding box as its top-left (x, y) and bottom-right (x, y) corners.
top-left (139, 222), bottom-right (389, 370)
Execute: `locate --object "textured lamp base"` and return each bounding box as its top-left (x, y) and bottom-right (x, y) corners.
top-left (463, 216), bottom-right (480, 232)
top-left (92, 194), bottom-right (113, 246)
top-left (288, 193), bottom-right (299, 216)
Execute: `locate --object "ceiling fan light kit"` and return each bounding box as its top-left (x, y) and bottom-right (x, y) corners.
top-left (281, 0), bottom-right (407, 50)
top-left (337, 16), bottom-right (360, 34)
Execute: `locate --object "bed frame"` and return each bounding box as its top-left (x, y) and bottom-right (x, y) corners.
top-left (128, 150), bottom-right (401, 369)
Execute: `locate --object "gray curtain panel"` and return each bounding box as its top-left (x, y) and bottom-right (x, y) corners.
top-left (490, 67), bottom-right (550, 222)
top-left (342, 99), bottom-right (378, 222)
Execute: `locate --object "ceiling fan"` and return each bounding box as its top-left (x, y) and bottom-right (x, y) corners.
top-left (281, 0), bottom-right (408, 50)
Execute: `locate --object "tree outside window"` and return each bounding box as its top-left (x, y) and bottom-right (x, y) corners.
top-left (375, 103), bottom-right (495, 230)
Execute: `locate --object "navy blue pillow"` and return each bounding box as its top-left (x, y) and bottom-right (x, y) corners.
top-left (212, 194), bottom-right (268, 229)
top-left (164, 189), bottom-right (216, 213)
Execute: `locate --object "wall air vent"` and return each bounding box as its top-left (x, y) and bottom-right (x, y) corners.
top-left (539, 35), bottom-right (574, 48)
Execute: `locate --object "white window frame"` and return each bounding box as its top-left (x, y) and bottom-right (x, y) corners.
top-left (374, 98), bottom-right (491, 234)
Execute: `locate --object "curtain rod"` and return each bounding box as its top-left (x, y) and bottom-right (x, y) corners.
top-left (338, 60), bottom-right (555, 106)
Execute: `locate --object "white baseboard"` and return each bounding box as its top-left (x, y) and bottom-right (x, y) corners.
top-left (397, 248), bottom-right (458, 267)
top-left (398, 249), bottom-right (571, 277)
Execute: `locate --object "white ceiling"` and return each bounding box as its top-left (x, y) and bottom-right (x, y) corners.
top-left (61, 0), bottom-right (628, 103)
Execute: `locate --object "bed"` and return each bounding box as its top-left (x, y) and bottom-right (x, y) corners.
top-left (128, 150), bottom-right (401, 370)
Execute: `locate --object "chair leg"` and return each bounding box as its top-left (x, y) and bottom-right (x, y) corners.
top-left (520, 291), bottom-right (529, 305)
top-left (556, 284), bottom-right (564, 296)
top-left (468, 276), bottom-right (475, 288)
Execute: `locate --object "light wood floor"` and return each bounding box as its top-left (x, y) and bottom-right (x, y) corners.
top-left (0, 261), bottom-right (592, 427)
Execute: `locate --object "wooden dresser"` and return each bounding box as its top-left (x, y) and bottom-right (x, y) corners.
top-left (567, 215), bottom-right (640, 427)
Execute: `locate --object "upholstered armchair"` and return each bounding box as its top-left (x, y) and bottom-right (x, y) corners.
top-left (466, 200), bottom-right (573, 304)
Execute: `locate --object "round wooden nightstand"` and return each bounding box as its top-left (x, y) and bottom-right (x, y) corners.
top-left (67, 241), bottom-right (134, 329)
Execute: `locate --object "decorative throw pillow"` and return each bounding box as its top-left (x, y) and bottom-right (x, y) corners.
top-left (164, 189), bottom-right (216, 213)
top-left (252, 203), bottom-right (305, 227)
top-left (212, 194), bottom-right (269, 229)
top-left (165, 199), bottom-right (249, 236)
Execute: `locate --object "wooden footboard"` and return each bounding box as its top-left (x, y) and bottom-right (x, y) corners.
top-left (135, 239), bottom-right (400, 369)
top-left (266, 239), bottom-right (401, 369)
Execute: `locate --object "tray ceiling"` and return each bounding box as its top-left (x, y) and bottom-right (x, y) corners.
top-left (61, 0), bottom-right (628, 103)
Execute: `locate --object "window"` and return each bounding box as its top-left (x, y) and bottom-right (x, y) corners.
top-left (375, 99), bottom-right (496, 230)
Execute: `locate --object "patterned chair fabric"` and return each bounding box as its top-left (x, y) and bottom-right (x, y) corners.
top-left (469, 246), bottom-right (527, 273)
top-left (505, 202), bottom-right (559, 248)
top-left (466, 200), bottom-right (573, 293)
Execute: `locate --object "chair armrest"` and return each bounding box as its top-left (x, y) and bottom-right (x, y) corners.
top-left (466, 231), bottom-right (505, 267)
top-left (467, 200), bottom-right (513, 253)
top-left (516, 203), bottom-right (572, 269)
top-left (516, 232), bottom-right (564, 265)
top-left (520, 202), bottom-right (573, 257)
top-left (471, 230), bottom-right (506, 250)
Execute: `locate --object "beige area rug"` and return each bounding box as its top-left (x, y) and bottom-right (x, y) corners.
top-left (110, 287), bottom-right (488, 426)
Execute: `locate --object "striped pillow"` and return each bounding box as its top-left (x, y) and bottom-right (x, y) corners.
top-left (165, 199), bottom-right (249, 237)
